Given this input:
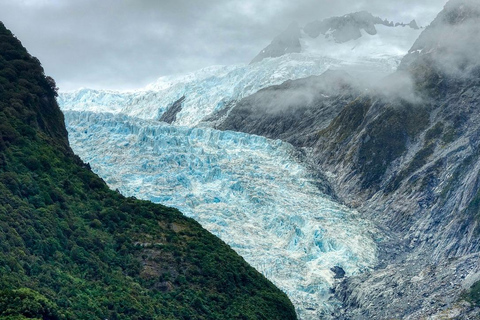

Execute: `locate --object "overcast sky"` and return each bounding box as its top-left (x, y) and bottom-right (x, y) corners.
top-left (0, 0), bottom-right (447, 91)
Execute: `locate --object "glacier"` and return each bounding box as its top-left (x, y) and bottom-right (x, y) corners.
top-left (65, 111), bottom-right (377, 318)
top-left (56, 22), bottom-right (423, 318)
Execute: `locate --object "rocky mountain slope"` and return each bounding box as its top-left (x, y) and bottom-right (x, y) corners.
top-left (0, 21), bottom-right (297, 320)
top-left (219, 0), bottom-right (480, 318)
top-left (213, 70), bottom-right (362, 148)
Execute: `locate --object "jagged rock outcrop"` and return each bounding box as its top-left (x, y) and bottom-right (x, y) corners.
top-left (158, 95), bottom-right (185, 123)
top-left (304, 11), bottom-right (386, 41)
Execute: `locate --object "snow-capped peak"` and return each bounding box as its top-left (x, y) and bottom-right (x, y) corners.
top-left (251, 11), bottom-right (422, 64)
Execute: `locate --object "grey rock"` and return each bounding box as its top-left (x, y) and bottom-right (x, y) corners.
top-left (409, 19), bottom-right (420, 30)
top-left (331, 266), bottom-right (346, 279)
top-left (304, 11), bottom-right (385, 42)
top-left (158, 95), bottom-right (185, 124)
top-left (215, 69), bottom-right (361, 148)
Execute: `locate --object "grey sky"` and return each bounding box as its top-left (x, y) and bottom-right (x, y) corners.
top-left (0, 0), bottom-right (447, 91)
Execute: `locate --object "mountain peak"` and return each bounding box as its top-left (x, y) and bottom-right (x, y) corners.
top-left (409, 19), bottom-right (420, 29)
top-left (251, 11), bottom-right (423, 64)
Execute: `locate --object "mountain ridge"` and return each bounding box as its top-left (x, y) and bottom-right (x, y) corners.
top-left (251, 11), bottom-right (420, 64)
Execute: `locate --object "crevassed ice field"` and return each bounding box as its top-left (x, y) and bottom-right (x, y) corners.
top-left (65, 111), bottom-right (377, 319)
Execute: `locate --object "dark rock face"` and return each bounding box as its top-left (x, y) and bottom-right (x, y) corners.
top-left (409, 19), bottom-right (420, 29)
top-left (159, 95), bottom-right (185, 123)
top-left (331, 266), bottom-right (346, 279)
top-left (310, 2), bottom-right (480, 318)
top-left (218, 1), bottom-right (480, 318)
top-left (250, 22), bottom-right (302, 64)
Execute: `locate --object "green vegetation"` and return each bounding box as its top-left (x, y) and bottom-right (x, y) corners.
top-left (425, 122), bottom-right (444, 142)
top-left (464, 180), bottom-right (480, 225)
top-left (319, 96), bottom-right (430, 190)
top-left (464, 280), bottom-right (480, 306)
top-left (385, 121), bottom-right (444, 194)
top-left (0, 22), bottom-right (296, 320)
top-left (441, 126), bottom-right (457, 144)
top-left (385, 143), bottom-right (435, 193)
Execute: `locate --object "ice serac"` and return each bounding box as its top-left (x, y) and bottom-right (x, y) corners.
top-left (64, 110), bottom-right (378, 319)
top-left (58, 11), bottom-right (421, 128)
top-left (59, 59), bottom-right (341, 127)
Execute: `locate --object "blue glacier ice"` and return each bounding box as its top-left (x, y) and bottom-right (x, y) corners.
top-left (65, 111), bottom-right (377, 319)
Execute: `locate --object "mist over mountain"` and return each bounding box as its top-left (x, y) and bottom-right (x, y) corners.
top-left (58, 10), bottom-right (422, 129)
top-left (251, 11), bottom-right (421, 64)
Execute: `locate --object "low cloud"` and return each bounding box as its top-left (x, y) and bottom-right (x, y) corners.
top-left (237, 70), bottom-right (362, 115)
top-left (0, 0), bottom-right (446, 90)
